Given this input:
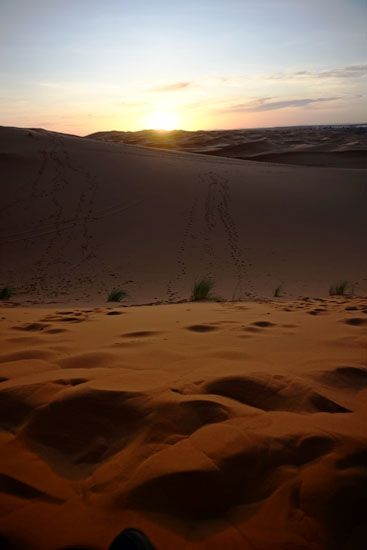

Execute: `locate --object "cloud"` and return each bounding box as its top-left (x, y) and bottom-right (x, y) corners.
top-left (150, 81), bottom-right (192, 92)
top-left (270, 64), bottom-right (367, 80)
top-left (226, 97), bottom-right (341, 113)
top-left (37, 81), bottom-right (119, 92)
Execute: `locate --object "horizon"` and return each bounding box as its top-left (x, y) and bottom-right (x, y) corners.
top-left (1, 0), bottom-right (366, 134)
top-left (3, 121), bottom-right (366, 139)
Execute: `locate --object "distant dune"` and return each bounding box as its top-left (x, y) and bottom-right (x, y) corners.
top-left (1, 125), bottom-right (366, 304)
top-left (88, 125), bottom-right (367, 169)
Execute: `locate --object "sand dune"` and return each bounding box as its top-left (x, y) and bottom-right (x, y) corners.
top-left (1, 125), bottom-right (366, 304)
top-left (0, 298), bottom-right (367, 548)
top-left (1, 125), bottom-right (367, 549)
top-left (237, 150), bottom-right (367, 169)
top-left (88, 125), bottom-right (367, 168)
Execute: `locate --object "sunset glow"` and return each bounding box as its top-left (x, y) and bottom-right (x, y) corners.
top-left (147, 111), bottom-right (179, 131)
top-left (0, 1), bottom-right (365, 135)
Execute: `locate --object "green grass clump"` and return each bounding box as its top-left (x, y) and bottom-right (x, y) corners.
top-left (329, 280), bottom-right (352, 296)
top-left (107, 289), bottom-right (128, 302)
top-left (274, 285), bottom-right (283, 298)
top-left (0, 287), bottom-right (13, 300)
top-left (191, 278), bottom-right (214, 301)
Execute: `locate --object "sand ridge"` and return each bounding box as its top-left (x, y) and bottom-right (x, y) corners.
top-left (88, 125), bottom-right (367, 169)
top-left (0, 298), bottom-right (366, 549)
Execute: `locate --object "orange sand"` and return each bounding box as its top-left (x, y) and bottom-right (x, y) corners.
top-left (0, 299), bottom-right (366, 549)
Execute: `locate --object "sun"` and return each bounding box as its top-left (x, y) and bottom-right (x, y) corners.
top-left (147, 111), bottom-right (178, 131)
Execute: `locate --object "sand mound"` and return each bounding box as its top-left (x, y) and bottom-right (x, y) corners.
top-left (202, 374), bottom-right (350, 413)
top-left (22, 386), bottom-right (147, 477)
top-left (319, 365), bottom-right (367, 389)
top-left (122, 428), bottom-right (339, 523)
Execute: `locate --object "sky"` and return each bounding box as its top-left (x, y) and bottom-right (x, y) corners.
top-left (0, 0), bottom-right (366, 134)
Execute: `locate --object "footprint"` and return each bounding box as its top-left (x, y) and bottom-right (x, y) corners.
top-left (344, 318), bottom-right (367, 326)
top-left (57, 316), bottom-right (85, 323)
top-left (13, 323), bottom-right (50, 332)
top-left (186, 325), bottom-right (218, 333)
top-left (308, 308), bottom-right (327, 316)
top-left (121, 331), bottom-right (160, 338)
top-left (54, 378), bottom-right (88, 387)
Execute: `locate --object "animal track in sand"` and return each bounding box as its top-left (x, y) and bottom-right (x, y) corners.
top-left (201, 375), bottom-right (350, 413)
top-left (186, 324), bottom-right (218, 333)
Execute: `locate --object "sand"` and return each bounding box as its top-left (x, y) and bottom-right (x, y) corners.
top-left (1, 125), bottom-right (367, 549)
top-left (0, 299), bottom-right (367, 549)
top-left (1, 126), bottom-right (367, 304)
top-left (88, 125), bottom-right (367, 169)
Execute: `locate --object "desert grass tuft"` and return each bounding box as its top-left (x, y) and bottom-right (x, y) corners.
top-left (0, 287), bottom-right (13, 300)
top-left (274, 285), bottom-right (283, 298)
top-left (191, 278), bottom-right (214, 301)
top-left (107, 289), bottom-right (128, 302)
top-left (329, 280), bottom-right (352, 296)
